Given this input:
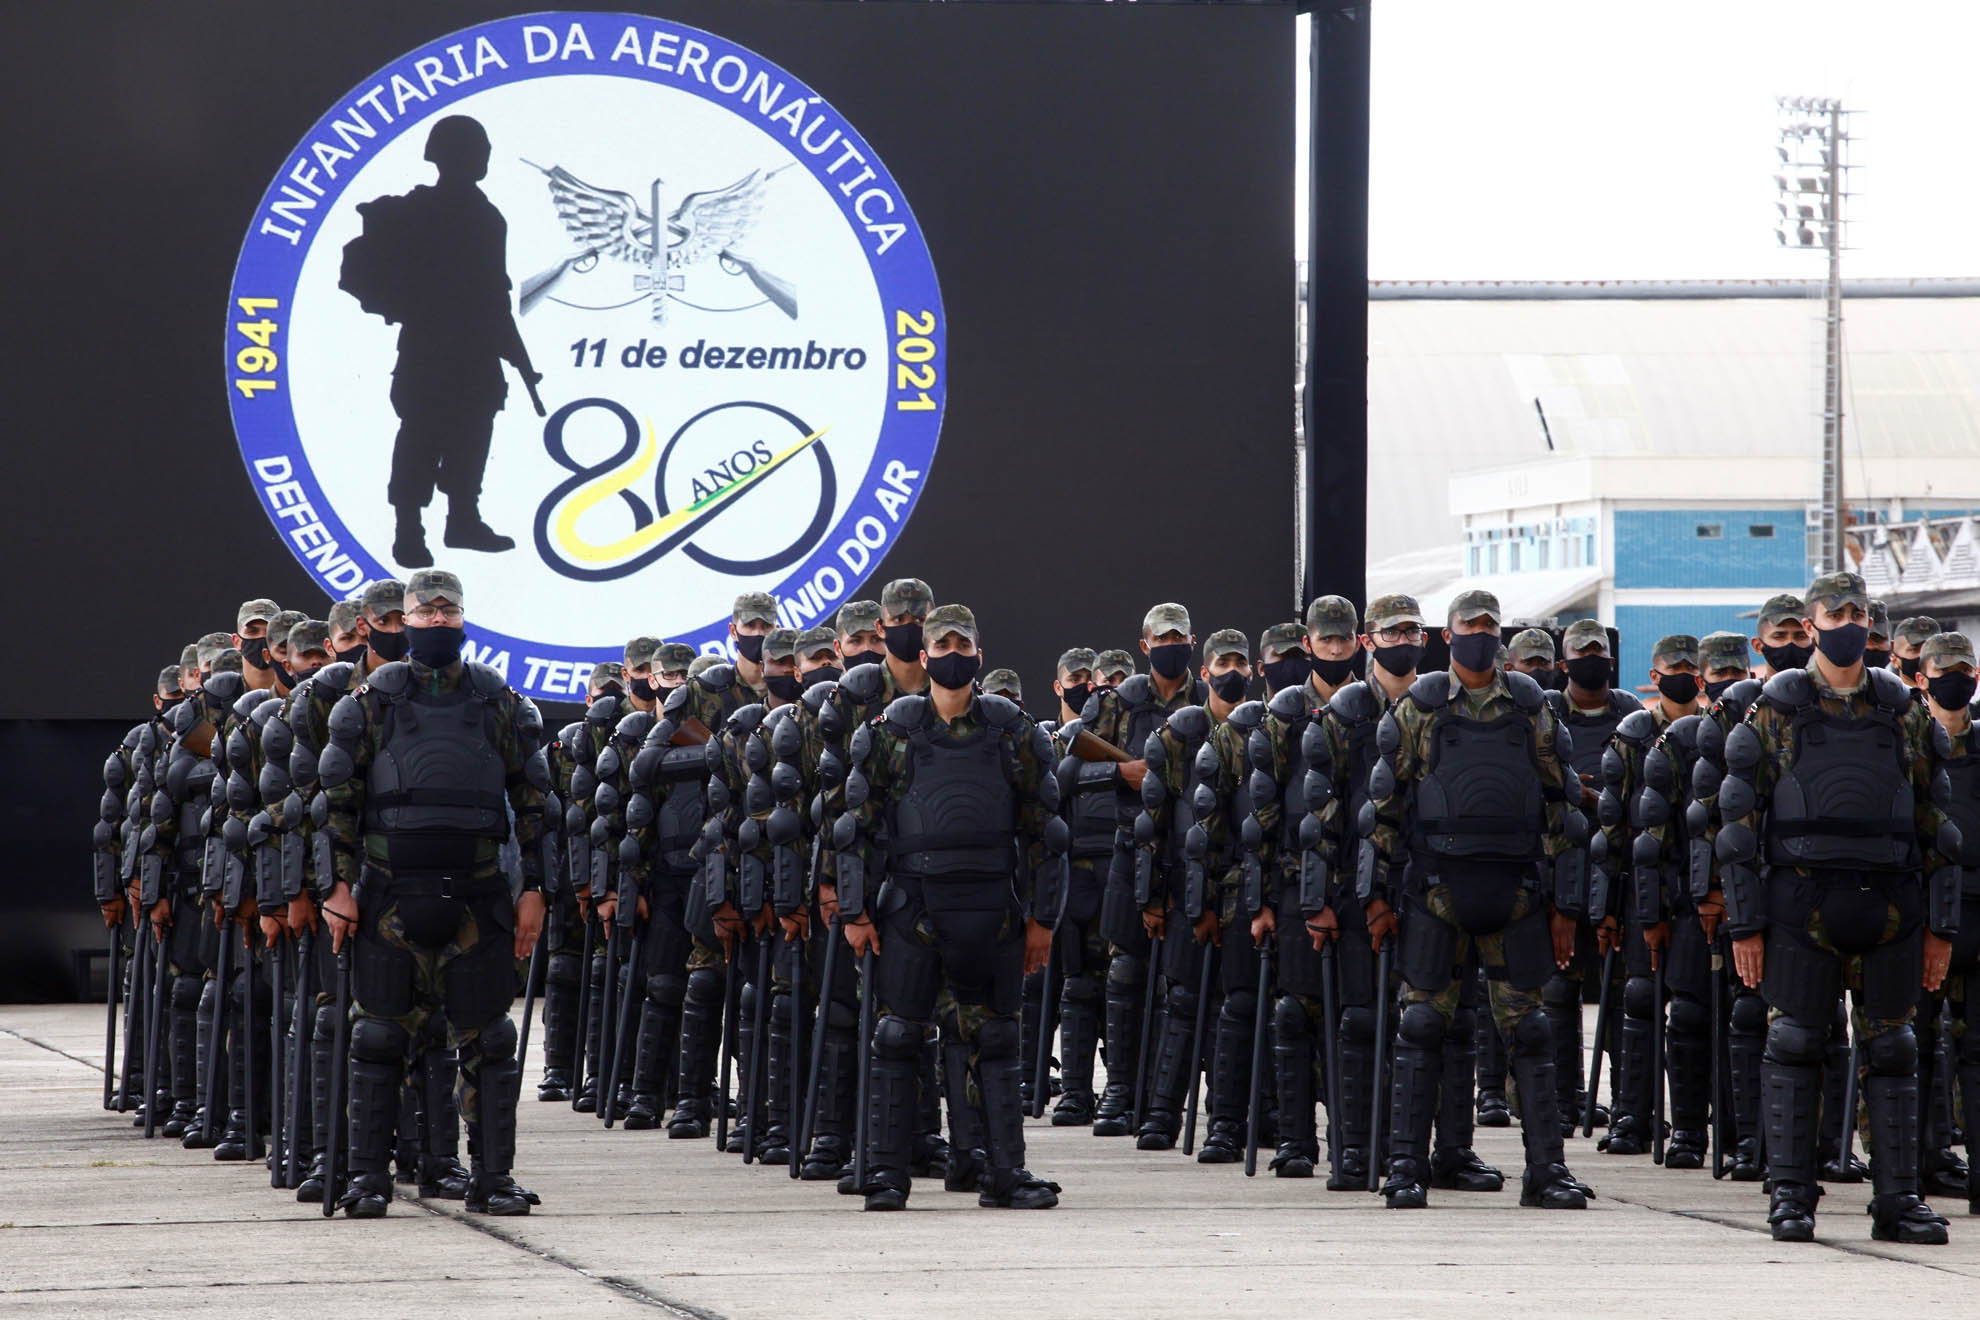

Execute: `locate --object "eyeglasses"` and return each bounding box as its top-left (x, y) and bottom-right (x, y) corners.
top-left (408, 604), bottom-right (464, 624)
top-left (1373, 626), bottom-right (1425, 644)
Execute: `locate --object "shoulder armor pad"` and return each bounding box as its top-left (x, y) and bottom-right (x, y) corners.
top-left (261, 712), bottom-right (294, 762)
top-left (121, 723), bottom-right (144, 751)
top-left (1116, 673), bottom-right (1156, 709)
top-left (1328, 680), bottom-right (1382, 725)
top-left (365, 661), bottom-right (412, 696)
top-left (696, 663), bottom-right (736, 694)
top-left (558, 720), bottom-right (584, 747)
top-left (225, 724), bottom-right (255, 776)
top-left (326, 692), bottom-right (367, 746)
top-left (729, 702), bottom-right (767, 736)
top-left (1865, 665), bottom-right (1911, 713)
top-left (615, 709), bottom-right (656, 749)
top-left (202, 672), bottom-right (246, 706)
top-left (1666, 712), bottom-right (1702, 751)
top-left (1720, 677), bottom-right (1763, 718)
top-left (231, 688), bottom-right (271, 721)
top-left (313, 661), bottom-right (356, 699)
top-left (1615, 709), bottom-right (1659, 747)
top-left (1609, 688), bottom-right (1644, 714)
top-left (1760, 668), bottom-right (1813, 710)
top-left (250, 696), bottom-right (283, 730)
top-left (1407, 671), bottom-right (1454, 710)
top-left (137, 723), bottom-right (158, 755)
top-left (802, 680), bottom-right (837, 716)
top-left (1077, 688), bottom-right (1107, 724)
top-left (838, 663), bottom-right (886, 708)
top-left (1226, 699), bottom-right (1265, 735)
top-left (882, 693), bottom-right (929, 733)
top-left (103, 750), bottom-right (127, 790)
top-left (1267, 684), bottom-right (1309, 723)
top-left (1933, 720), bottom-right (1955, 758)
top-left (586, 695), bottom-right (621, 728)
top-left (1166, 704), bottom-right (1211, 744)
top-left (660, 684), bottom-right (692, 718)
top-left (463, 661), bottom-right (507, 696)
top-left (1543, 688), bottom-right (1568, 718)
top-left (514, 695), bottom-right (544, 743)
top-left (1723, 721), bottom-right (1764, 774)
top-left (1504, 668), bottom-right (1545, 710)
top-left (975, 692), bottom-right (1024, 731)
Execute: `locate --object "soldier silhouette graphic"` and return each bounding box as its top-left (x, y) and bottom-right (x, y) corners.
top-left (340, 115), bottom-right (543, 569)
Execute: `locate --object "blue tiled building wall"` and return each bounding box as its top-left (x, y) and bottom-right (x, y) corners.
top-left (1612, 509), bottom-right (1808, 590)
top-left (1615, 604), bottom-right (1759, 693)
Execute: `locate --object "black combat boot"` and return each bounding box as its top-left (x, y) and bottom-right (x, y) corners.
top-left (391, 506), bottom-right (433, 569)
top-left (442, 498), bottom-right (513, 553)
top-left (1052, 985), bottom-right (1101, 1127)
top-left (1513, 1017), bottom-right (1588, 1209)
top-left (1865, 1070), bottom-right (1947, 1244)
top-left (1093, 972), bottom-right (1141, 1137)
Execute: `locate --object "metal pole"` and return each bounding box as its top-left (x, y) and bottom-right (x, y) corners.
top-left (1823, 103), bottom-right (1845, 573)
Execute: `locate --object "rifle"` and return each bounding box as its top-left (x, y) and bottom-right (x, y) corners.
top-left (517, 938), bottom-right (544, 1078)
top-left (1133, 933), bottom-right (1163, 1133)
top-left (672, 718), bottom-right (715, 747)
top-left (1367, 943), bottom-right (1393, 1193)
top-left (1585, 948), bottom-right (1619, 1137)
top-left (1181, 943), bottom-right (1214, 1156)
top-left (268, 928), bottom-right (286, 1185)
top-left (322, 944), bottom-right (350, 1217)
top-left (1244, 937), bottom-right (1273, 1177)
top-left (284, 929), bottom-right (314, 1190)
top-left (1030, 932), bottom-right (1059, 1121)
top-left (103, 920), bottom-right (122, 1110)
top-left (1651, 958), bottom-right (1667, 1165)
top-left (852, 947), bottom-right (876, 1194)
top-left (797, 916), bottom-right (842, 1169)
top-left (1069, 729), bottom-right (1133, 765)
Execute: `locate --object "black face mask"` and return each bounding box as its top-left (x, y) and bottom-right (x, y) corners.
top-left (1148, 642), bottom-right (1192, 679)
top-left (1705, 677), bottom-right (1740, 700)
top-left (1310, 655), bottom-right (1356, 686)
top-left (1449, 632), bottom-right (1500, 673)
top-left (1059, 681), bottom-right (1094, 714)
top-left (1862, 648), bottom-right (1891, 672)
top-left (1521, 666), bottom-right (1564, 691)
top-left (1899, 656), bottom-right (1923, 679)
top-left (334, 643), bottom-right (367, 665)
top-left (883, 624), bottom-right (923, 664)
top-left (289, 665), bottom-right (322, 687)
top-left (157, 694), bottom-right (185, 714)
top-left (1564, 654), bottom-right (1611, 691)
top-left (1758, 641), bottom-right (1813, 672)
top-left (271, 658), bottom-right (296, 689)
top-left (841, 648), bottom-right (884, 670)
top-left (1928, 672), bottom-right (1978, 712)
top-left (1814, 622), bottom-right (1868, 667)
top-left (734, 633), bottom-right (765, 664)
top-left (1373, 643), bottom-right (1422, 678)
top-left (802, 666), bottom-right (842, 690)
top-left (1261, 656), bottom-right (1309, 691)
top-left (630, 676), bottom-right (657, 702)
top-left (407, 624), bottom-right (466, 668)
top-left (240, 635), bottom-right (270, 668)
top-left (765, 673), bottom-right (803, 702)
top-left (369, 629), bottom-right (409, 662)
top-left (925, 651), bottom-right (980, 691)
top-left (1657, 673), bottom-right (1700, 704)
top-left (1209, 670), bottom-right (1250, 704)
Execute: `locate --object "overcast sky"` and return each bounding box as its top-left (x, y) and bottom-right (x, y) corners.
top-left (1297, 1), bottom-right (1980, 281)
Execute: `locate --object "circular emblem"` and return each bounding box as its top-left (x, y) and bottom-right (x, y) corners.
top-left (225, 12), bottom-right (944, 702)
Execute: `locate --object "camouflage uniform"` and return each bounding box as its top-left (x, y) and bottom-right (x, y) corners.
top-left (1922, 633), bottom-right (1980, 1212)
top-left (1042, 647), bottom-right (1115, 1128)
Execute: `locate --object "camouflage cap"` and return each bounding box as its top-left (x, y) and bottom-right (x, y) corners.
top-left (1259, 622), bottom-right (1305, 658)
top-left (287, 619), bottom-right (331, 656)
top-left (1448, 589), bottom-right (1501, 624)
top-left (1304, 595), bottom-right (1359, 638)
top-left (587, 661), bottom-right (625, 692)
top-left (980, 667), bottom-right (1023, 700)
top-left (1921, 632), bottom-right (1977, 670)
top-left (1651, 633), bottom-right (1700, 668)
top-left (1204, 628), bottom-right (1251, 661)
top-left (157, 665), bottom-right (182, 694)
top-left (326, 600), bottom-right (362, 638)
top-left (361, 578), bottom-right (408, 619)
top-left (1142, 602), bottom-right (1192, 637)
top-left (1757, 593), bottom-right (1806, 629)
top-left (210, 649), bottom-right (243, 675)
top-left (623, 636), bottom-right (662, 669)
top-left (1562, 618), bottom-right (1610, 653)
top-left (1803, 571), bottom-right (1868, 614)
top-left (1868, 599), bottom-right (1891, 638)
top-left (1365, 594), bottom-right (1424, 632)
top-left (1507, 627), bottom-right (1556, 662)
top-left (687, 654), bottom-right (723, 679)
top-left (267, 610), bottom-right (307, 648)
top-left (924, 603), bottom-right (978, 645)
top-left (836, 599), bottom-right (882, 635)
top-left (1897, 615), bottom-right (1942, 647)
top-left (178, 643), bottom-right (200, 670)
top-left (1056, 646), bottom-right (1098, 676)
top-left (880, 579), bottom-right (934, 620)
top-left (407, 569), bottom-right (464, 606)
top-left (796, 626), bottom-right (839, 658)
top-left (235, 598), bottom-right (280, 631)
top-left (196, 632), bottom-right (233, 667)
top-left (1094, 649), bottom-right (1135, 680)
top-left (763, 628), bottom-right (799, 662)
top-left (655, 642), bottom-right (696, 673)
top-left (1699, 630), bottom-right (1751, 670)
top-left (731, 591), bottom-right (779, 626)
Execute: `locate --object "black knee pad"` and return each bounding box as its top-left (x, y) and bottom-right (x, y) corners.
top-left (171, 975), bottom-right (203, 1013)
top-left (1164, 984), bottom-right (1199, 1019)
top-left (1863, 1024), bottom-right (1917, 1077)
top-left (1063, 972), bottom-right (1104, 1006)
top-left (1511, 1009), bottom-right (1554, 1057)
top-left (314, 1002), bottom-right (340, 1042)
top-left (349, 1016), bottom-right (412, 1067)
top-left (1541, 974), bottom-right (1580, 1012)
top-left (1223, 988), bottom-right (1256, 1025)
top-left (1730, 992), bottom-right (1768, 1036)
top-left (477, 1015), bottom-right (519, 1064)
top-left (1397, 1002), bottom-right (1445, 1051)
top-left (684, 967), bottom-right (724, 1009)
top-left (1107, 955), bottom-right (1145, 992)
top-left (1765, 1017), bottom-right (1828, 1068)
top-left (1338, 1004), bottom-right (1374, 1046)
top-left (824, 997), bottom-right (859, 1032)
top-left (547, 952), bottom-right (581, 989)
top-left (646, 972), bottom-right (686, 1006)
top-left (1274, 994), bottom-right (1313, 1043)
top-left (1667, 995), bottom-right (1710, 1039)
top-left (1622, 976), bottom-right (1657, 1020)
top-left (976, 1015), bottom-right (1020, 1061)
top-left (872, 1014), bottom-right (922, 1062)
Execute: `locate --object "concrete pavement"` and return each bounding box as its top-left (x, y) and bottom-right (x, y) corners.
top-left (4, 1001), bottom-right (1978, 1319)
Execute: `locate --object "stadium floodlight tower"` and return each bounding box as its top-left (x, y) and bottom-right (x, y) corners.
top-left (1774, 95), bottom-right (1853, 577)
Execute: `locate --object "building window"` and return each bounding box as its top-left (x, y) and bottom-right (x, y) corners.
top-left (1538, 538), bottom-right (1551, 571)
top-left (1510, 540), bottom-right (1522, 572)
top-left (1584, 532), bottom-right (1596, 566)
top-left (1750, 524), bottom-right (1775, 538)
top-left (1469, 545), bottom-right (1480, 575)
top-left (1696, 523), bottom-right (1723, 539)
